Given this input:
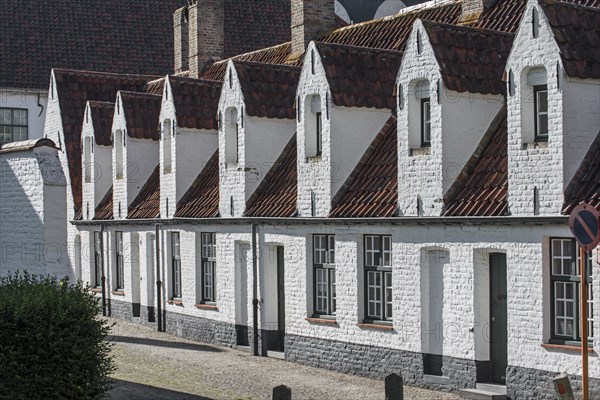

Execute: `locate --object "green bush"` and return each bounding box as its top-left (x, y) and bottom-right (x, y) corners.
top-left (0, 273), bottom-right (114, 400)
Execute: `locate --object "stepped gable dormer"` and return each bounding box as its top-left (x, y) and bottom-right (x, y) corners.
top-left (111, 91), bottom-right (161, 220)
top-left (81, 101), bottom-right (114, 220)
top-left (159, 76), bottom-right (222, 218)
top-left (218, 60), bottom-right (300, 217)
top-left (296, 41), bottom-right (402, 217)
top-left (396, 19), bottom-right (512, 216)
top-left (505, 0), bottom-right (600, 216)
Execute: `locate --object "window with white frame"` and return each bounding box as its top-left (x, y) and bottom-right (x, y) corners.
top-left (0, 108), bottom-right (28, 143)
top-left (224, 108), bottom-right (239, 164)
top-left (407, 80), bottom-right (430, 151)
top-left (364, 235), bottom-right (392, 323)
top-left (521, 67), bottom-right (548, 144)
top-left (421, 98), bottom-right (431, 147)
top-left (313, 234), bottom-right (336, 316)
top-left (115, 231), bottom-right (124, 291)
top-left (304, 95), bottom-right (322, 158)
top-left (115, 130), bottom-right (124, 179)
top-left (200, 233), bottom-right (217, 303)
top-left (171, 232), bottom-right (182, 299)
top-left (93, 231), bottom-right (102, 288)
top-left (550, 238), bottom-right (593, 343)
top-left (534, 85), bottom-right (548, 141)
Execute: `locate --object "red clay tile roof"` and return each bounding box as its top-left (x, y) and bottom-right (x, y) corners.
top-left (540, 0), bottom-right (600, 79)
top-left (174, 150), bottom-right (220, 218)
top-left (146, 78), bottom-right (166, 96)
top-left (223, 0), bottom-right (291, 58)
top-left (234, 61), bottom-right (301, 119)
top-left (422, 21), bottom-right (514, 95)
top-left (54, 69), bottom-right (159, 216)
top-left (315, 42), bottom-right (403, 109)
top-left (168, 77), bottom-right (223, 130)
top-left (119, 92), bottom-right (162, 140)
top-left (200, 43), bottom-right (297, 81)
top-left (88, 102), bottom-right (114, 147)
top-left (245, 134), bottom-right (297, 217)
top-left (0, 0), bottom-right (186, 90)
top-left (329, 116), bottom-right (398, 218)
top-left (128, 165), bottom-right (160, 219)
top-left (563, 132), bottom-right (600, 214)
top-left (443, 106), bottom-right (508, 217)
top-left (321, 2), bottom-right (461, 51)
top-left (94, 186), bottom-right (114, 220)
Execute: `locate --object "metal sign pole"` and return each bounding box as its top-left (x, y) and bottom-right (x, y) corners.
top-left (580, 245), bottom-right (589, 400)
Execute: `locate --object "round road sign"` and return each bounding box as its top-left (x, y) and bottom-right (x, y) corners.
top-left (569, 203), bottom-right (600, 252)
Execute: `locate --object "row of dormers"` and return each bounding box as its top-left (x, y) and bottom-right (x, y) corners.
top-left (76, 0), bottom-right (599, 222)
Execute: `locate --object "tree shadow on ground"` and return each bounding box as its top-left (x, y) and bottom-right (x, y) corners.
top-left (110, 379), bottom-right (214, 400)
top-left (107, 335), bottom-right (223, 353)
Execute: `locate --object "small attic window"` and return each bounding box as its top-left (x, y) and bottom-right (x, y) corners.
top-left (115, 129), bottom-right (124, 180)
top-left (304, 95), bottom-right (322, 159)
top-left (229, 71), bottom-right (233, 89)
top-left (84, 136), bottom-right (92, 183)
top-left (417, 30), bottom-right (423, 55)
top-left (408, 80), bottom-right (431, 152)
top-left (311, 49), bottom-right (315, 75)
top-left (224, 107), bottom-right (239, 164)
top-left (520, 67), bottom-right (549, 144)
top-left (163, 120), bottom-right (173, 174)
top-left (532, 8), bottom-right (540, 38)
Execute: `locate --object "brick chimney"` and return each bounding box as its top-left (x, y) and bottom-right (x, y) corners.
top-left (173, 5), bottom-right (189, 74)
top-left (291, 0), bottom-right (336, 57)
top-left (188, 0), bottom-right (224, 78)
top-left (460, 0), bottom-right (498, 23)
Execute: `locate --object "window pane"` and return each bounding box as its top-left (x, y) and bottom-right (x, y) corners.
top-left (315, 268), bottom-right (328, 313)
top-left (328, 235), bottom-right (335, 264)
top-left (203, 261), bottom-right (214, 301)
top-left (385, 272), bottom-right (393, 319)
top-left (14, 109), bottom-right (27, 126)
top-left (367, 271), bottom-right (381, 319)
top-left (538, 114), bottom-right (548, 136)
top-left (330, 270), bottom-right (336, 314)
top-left (382, 236), bottom-right (391, 267)
top-left (554, 281), bottom-right (575, 338)
top-left (537, 90), bottom-right (548, 113)
top-left (0, 109), bottom-right (11, 124)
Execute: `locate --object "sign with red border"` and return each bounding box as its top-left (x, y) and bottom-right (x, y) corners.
top-left (569, 203), bottom-right (600, 251)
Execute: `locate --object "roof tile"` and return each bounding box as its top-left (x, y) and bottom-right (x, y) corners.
top-left (168, 76), bottom-right (223, 130)
top-left (127, 165), bottom-right (160, 219)
top-left (94, 186), bottom-right (114, 220)
top-left (88, 101), bottom-right (114, 147)
top-left (120, 92), bottom-right (162, 140)
top-left (174, 150), bottom-right (220, 218)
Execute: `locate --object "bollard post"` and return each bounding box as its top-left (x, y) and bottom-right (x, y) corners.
top-left (273, 385), bottom-right (292, 400)
top-left (553, 372), bottom-right (574, 400)
top-left (385, 373), bottom-right (404, 400)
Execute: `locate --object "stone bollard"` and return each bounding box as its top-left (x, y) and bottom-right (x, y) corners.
top-left (273, 385), bottom-right (292, 400)
top-left (385, 373), bottom-right (404, 400)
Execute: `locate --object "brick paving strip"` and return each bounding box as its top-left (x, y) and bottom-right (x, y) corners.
top-left (106, 317), bottom-right (460, 400)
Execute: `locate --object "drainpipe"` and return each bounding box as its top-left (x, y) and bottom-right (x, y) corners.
top-left (155, 223), bottom-right (163, 332)
top-left (100, 224), bottom-right (107, 317)
top-left (251, 222), bottom-right (259, 356)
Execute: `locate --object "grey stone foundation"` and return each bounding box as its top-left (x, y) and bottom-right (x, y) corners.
top-left (108, 298), bottom-right (133, 320)
top-left (506, 365), bottom-right (600, 400)
top-left (163, 310), bottom-right (237, 347)
top-left (285, 333), bottom-right (477, 393)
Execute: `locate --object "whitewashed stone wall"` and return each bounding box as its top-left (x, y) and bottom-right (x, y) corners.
top-left (296, 42), bottom-right (389, 217)
top-left (81, 103), bottom-right (113, 220)
top-left (159, 77), bottom-right (219, 219)
top-left (0, 144), bottom-right (68, 277)
top-left (397, 20), bottom-right (503, 216)
top-left (218, 62), bottom-right (296, 217)
top-left (112, 92), bottom-right (159, 220)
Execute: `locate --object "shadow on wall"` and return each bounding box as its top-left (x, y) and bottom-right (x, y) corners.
top-left (0, 156), bottom-right (52, 276)
top-left (110, 379), bottom-right (214, 400)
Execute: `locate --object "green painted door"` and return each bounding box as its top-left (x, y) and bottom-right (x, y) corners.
top-left (276, 246), bottom-right (285, 352)
top-left (490, 253), bottom-right (508, 384)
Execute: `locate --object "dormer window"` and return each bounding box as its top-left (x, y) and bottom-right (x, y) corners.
top-left (224, 108), bottom-right (239, 164)
top-left (84, 136), bottom-right (93, 183)
top-left (115, 129), bottom-right (124, 180)
top-left (305, 95), bottom-right (322, 159)
top-left (534, 85), bottom-right (548, 141)
top-left (521, 66), bottom-right (548, 145)
top-left (421, 98), bottom-right (431, 147)
top-left (163, 120), bottom-right (173, 173)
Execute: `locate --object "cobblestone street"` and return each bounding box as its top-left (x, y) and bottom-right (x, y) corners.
top-left (107, 318), bottom-right (460, 400)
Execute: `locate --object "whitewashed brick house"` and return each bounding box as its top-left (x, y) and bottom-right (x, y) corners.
top-left (41, 0), bottom-right (600, 399)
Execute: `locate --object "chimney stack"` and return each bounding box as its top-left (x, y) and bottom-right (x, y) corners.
top-left (291, 0), bottom-right (336, 57)
top-left (188, 0), bottom-right (224, 78)
top-left (460, 0), bottom-right (498, 23)
top-left (173, 6), bottom-right (189, 74)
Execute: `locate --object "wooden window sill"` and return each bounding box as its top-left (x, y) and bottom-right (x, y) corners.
top-left (195, 303), bottom-right (218, 310)
top-left (306, 317), bottom-right (337, 325)
top-left (541, 343), bottom-right (594, 352)
top-left (111, 291), bottom-right (125, 296)
top-left (168, 299), bottom-right (183, 306)
top-left (90, 288), bottom-right (102, 294)
top-left (357, 323), bottom-right (393, 331)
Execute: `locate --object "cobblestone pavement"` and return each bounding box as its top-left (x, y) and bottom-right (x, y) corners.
top-left (107, 317), bottom-right (460, 400)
